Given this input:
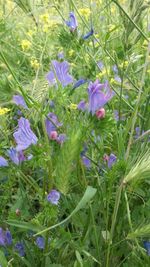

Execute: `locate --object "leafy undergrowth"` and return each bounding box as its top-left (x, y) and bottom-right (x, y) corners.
top-left (0, 0), bottom-right (150, 266)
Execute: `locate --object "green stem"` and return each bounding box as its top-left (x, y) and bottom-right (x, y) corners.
top-left (125, 42), bottom-right (150, 160)
top-left (112, 0), bottom-right (149, 41)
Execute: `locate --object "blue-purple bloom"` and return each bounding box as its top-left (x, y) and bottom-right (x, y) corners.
top-left (13, 117), bottom-right (38, 151)
top-left (47, 189), bottom-right (60, 205)
top-left (56, 134), bottom-right (67, 144)
top-left (82, 28), bottom-right (94, 40)
top-left (77, 100), bottom-right (87, 111)
top-left (57, 51), bottom-right (64, 59)
top-left (73, 79), bottom-right (87, 89)
top-left (0, 156), bottom-right (8, 167)
top-left (88, 79), bottom-right (115, 115)
top-left (114, 75), bottom-right (121, 83)
top-left (108, 153), bottom-right (117, 168)
top-left (15, 242), bottom-right (25, 257)
top-left (13, 95), bottom-right (28, 109)
top-left (5, 230), bottom-right (12, 245)
top-left (97, 61), bottom-right (104, 71)
top-left (45, 113), bottom-right (62, 136)
top-left (36, 236), bottom-right (45, 249)
top-left (0, 228), bottom-right (12, 246)
top-left (8, 147), bottom-right (25, 165)
top-left (82, 156), bottom-right (91, 169)
top-left (114, 110), bottom-right (125, 121)
top-left (143, 241), bottom-right (150, 256)
top-left (47, 60), bottom-right (73, 87)
top-left (112, 65), bottom-right (118, 74)
top-left (66, 12), bottom-right (78, 32)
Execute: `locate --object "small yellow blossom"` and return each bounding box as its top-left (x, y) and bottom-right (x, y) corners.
top-left (96, 69), bottom-right (107, 79)
top-left (27, 30), bottom-right (34, 37)
top-left (0, 107), bottom-right (10, 116)
top-left (69, 103), bottom-right (77, 110)
top-left (30, 59), bottom-right (40, 70)
top-left (39, 13), bottom-right (49, 24)
top-left (79, 8), bottom-right (91, 19)
top-left (43, 24), bottom-right (49, 33)
top-left (111, 6), bottom-right (116, 13)
top-left (21, 40), bottom-right (31, 51)
top-left (147, 69), bottom-right (150, 74)
top-left (69, 49), bottom-right (75, 57)
top-left (108, 24), bottom-right (116, 32)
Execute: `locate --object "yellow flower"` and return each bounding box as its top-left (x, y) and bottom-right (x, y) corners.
top-left (30, 59), bottom-right (40, 70)
top-left (0, 107), bottom-right (10, 115)
top-left (69, 49), bottom-right (75, 57)
top-left (27, 30), bottom-right (34, 37)
top-left (21, 40), bottom-right (31, 51)
top-left (79, 8), bottom-right (91, 19)
top-left (108, 24), bottom-right (116, 32)
top-left (124, 61), bottom-right (129, 67)
top-left (69, 103), bottom-right (77, 110)
top-left (147, 69), bottom-right (150, 74)
top-left (39, 13), bottom-right (49, 24)
top-left (111, 6), bottom-right (116, 13)
top-left (43, 24), bottom-right (49, 33)
top-left (96, 69), bottom-right (107, 79)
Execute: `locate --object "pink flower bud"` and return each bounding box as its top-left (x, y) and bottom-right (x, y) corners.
top-left (15, 208), bottom-right (21, 216)
top-left (95, 108), bottom-right (105, 119)
top-left (50, 131), bottom-right (58, 140)
top-left (103, 154), bottom-right (109, 162)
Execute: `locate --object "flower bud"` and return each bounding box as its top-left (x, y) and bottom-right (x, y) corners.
top-left (96, 108), bottom-right (105, 119)
top-left (16, 208), bottom-right (21, 216)
top-left (50, 131), bottom-right (58, 140)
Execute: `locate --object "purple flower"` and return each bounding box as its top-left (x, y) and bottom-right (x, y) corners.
top-left (143, 241), bottom-right (150, 256)
top-left (77, 100), bottom-right (87, 111)
top-left (13, 95), bottom-right (28, 109)
top-left (0, 156), bottom-right (8, 167)
top-left (15, 242), bottom-right (25, 257)
top-left (88, 79), bottom-right (115, 115)
top-left (0, 228), bottom-right (6, 246)
top-left (47, 189), bottom-right (60, 205)
top-left (0, 228), bottom-right (12, 246)
top-left (114, 110), bottom-right (125, 121)
top-left (112, 65), bottom-right (118, 74)
top-left (13, 117), bottom-right (38, 151)
top-left (66, 12), bottom-right (78, 32)
top-left (82, 156), bottom-right (91, 169)
top-left (47, 60), bottom-right (73, 87)
top-left (114, 75), bottom-right (121, 83)
top-left (97, 61), bottom-right (104, 71)
top-left (82, 28), bottom-right (94, 40)
top-left (73, 79), bottom-right (87, 89)
top-left (108, 153), bottom-right (117, 168)
top-left (5, 230), bottom-right (12, 245)
top-left (57, 51), bottom-right (64, 59)
top-left (56, 134), bottom-right (67, 144)
top-left (45, 113), bottom-right (62, 136)
top-left (36, 236), bottom-right (45, 249)
top-left (8, 147), bottom-right (25, 165)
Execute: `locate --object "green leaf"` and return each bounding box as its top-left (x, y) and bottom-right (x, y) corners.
top-left (34, 186), bottom-right (97, 236)
top-left (75, 251), bottom-right (83, 267)
top-left (0, 251), bottom-right (8, 267)
top-left (6, 220), bottom-right (44, 233)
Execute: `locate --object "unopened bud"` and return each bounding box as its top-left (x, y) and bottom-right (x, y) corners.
top-left (96, 108), bottom-right (105, 119)
top-left (50, 131), bottom-right (58, 140)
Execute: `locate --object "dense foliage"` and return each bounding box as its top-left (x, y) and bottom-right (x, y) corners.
top-left (0, 0), bottom-right (150, 266)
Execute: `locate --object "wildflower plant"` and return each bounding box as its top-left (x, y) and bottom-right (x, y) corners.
top-left (0, 0), bottom-right (150, 266)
